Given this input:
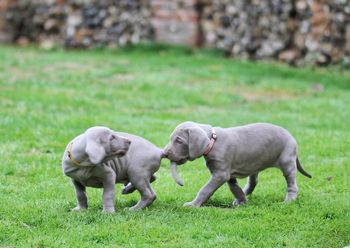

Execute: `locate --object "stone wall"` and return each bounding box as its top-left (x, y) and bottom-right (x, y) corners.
top-left (0, 0), bottom-right (11, 42)
top-left (201, 0), bottom-right (350, 66)
top-left (4, 0), bottom-right (153, 48)
top-left (201, 0), bottom-right (293, 59)
top-left (1, 0), bottom-right (349, 66)
top-left (291, 0), bottom-right (350, 66)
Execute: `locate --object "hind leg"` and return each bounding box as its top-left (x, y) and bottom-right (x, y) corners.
top-left (128, 175), bottom-right (157, 211)
top-left (243, 173), bottom-right (259, 195)
top-left (227, 178), bottom-right (247, 206)
top-left (71, 179), bottom-right (88, 211)
top-left (281, 161), bottom-right (298, 202)
top-left (121, 175), bottom-right (156, 195)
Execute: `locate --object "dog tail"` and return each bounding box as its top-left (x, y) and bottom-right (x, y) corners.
top-left (296, 157), bottom-right (312, 178)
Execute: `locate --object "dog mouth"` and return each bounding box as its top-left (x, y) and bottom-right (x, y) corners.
top-left (174, 158), bottom-right (187, 165)
top-left (116, 151), bottom-right (126, 156)
top-left (114, 149), bottom-right (128, 157)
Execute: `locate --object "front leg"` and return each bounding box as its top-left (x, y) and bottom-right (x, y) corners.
top-left (184, 170), bottom-right (230, 207)
top-left (72, 179), bottom-right (87, 211)
top-left (102, 171), bottom-right (116, 213)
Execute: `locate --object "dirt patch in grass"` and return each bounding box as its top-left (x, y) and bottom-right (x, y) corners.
top-left (0, 86), bottom-right (15, 91)
top-left (43, 62), bottom-right (95, 74)
top-left (0, 97), bottom-right (14, 107)
top-left (231, 85), bottom-right (304, 102)
top-left (6, 67), bottom-right (35, 82)
top-left (186, 78), bottom-right (214, 85)
top-left (100, 73), bottom-right (135, 84)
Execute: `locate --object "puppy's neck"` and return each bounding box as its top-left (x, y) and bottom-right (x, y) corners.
top-left (198, 123), bottom-right (213, 139)
top-left (68, 135), bottom-right (89, 166)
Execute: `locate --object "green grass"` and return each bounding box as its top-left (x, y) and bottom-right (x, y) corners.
top-left (0, 44), bottom-right (349, 247)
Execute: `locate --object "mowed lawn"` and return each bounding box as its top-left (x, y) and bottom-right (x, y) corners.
top-left (0, 45), bottom-right (349, 247)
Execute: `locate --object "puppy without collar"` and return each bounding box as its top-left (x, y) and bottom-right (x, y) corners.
top-left (164, 122), bottom-right (312, 207)
top-left (62, 126), bottom-right (163, 212)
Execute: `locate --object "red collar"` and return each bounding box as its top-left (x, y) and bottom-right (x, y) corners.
top-left (203, 128), bottom-right (217, 156)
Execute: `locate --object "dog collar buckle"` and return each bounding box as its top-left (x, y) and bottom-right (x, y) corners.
top-left (68, 142), bottom-right (81, 166)
top-left (67, 151), bottom-right (72, 159)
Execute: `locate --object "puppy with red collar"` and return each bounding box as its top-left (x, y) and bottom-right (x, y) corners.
top-left (164, 122), bottom-right (311, 207)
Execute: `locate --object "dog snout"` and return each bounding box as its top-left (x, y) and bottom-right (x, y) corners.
top-left (163, 147), bottom-right (168, 154)
top-left (163, 145), bottom-right (170, 156)
top-left (164, 147), bottom-right (175, 160)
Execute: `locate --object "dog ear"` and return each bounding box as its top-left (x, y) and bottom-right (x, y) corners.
top-left (85, 139), bottom-right (105, 165)
top-left (188, 127), bottom-right (210, 160)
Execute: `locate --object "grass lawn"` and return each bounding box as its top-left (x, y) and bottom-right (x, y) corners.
top-left (0, 44), bottom-right (349, 247)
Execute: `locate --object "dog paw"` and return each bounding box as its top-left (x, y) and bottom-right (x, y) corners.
top-left (233, 198), bottom-right (247, 206)
top-left (71, 206), bottom-right (87, 212)
top-left (284, 195), bottom-right (297, 203)
top-left (102, 207), bottom-right (115, 213)
top-left (183, 201), bottom-right (201, 208)
top-left (127, 206), bottom-right (142, 211)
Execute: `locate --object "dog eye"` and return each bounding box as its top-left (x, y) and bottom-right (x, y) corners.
top-left (110, 134), bottom-right (116, 140)
top-left (175, 137), bottom-right (183, 144)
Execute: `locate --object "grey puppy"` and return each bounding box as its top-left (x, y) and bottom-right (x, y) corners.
top-left (164, 122), bottom-right (311, 207)
top-left (62, 126), bottom-right (163, 212)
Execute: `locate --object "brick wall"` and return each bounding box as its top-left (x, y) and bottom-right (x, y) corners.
top-left (151, 0), bottom-right (200, 46)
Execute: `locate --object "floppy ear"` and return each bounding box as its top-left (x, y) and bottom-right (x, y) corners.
top-left (85, 139), bottom-right (106, 165)
top-left (188, 127), bottom-right (210, 160)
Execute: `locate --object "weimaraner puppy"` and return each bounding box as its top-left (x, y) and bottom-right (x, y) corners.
top-left (164, 122), bottom-right (311, 207)
top-left (62, 126), bottom-right (164, 212)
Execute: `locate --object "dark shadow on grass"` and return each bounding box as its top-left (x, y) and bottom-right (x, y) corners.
top-left (62, 193), bottom-right (307, 214)
top-left (203, 198), bottom-right (234, 209)
top-left (204, 194), bottom-right (285, 208)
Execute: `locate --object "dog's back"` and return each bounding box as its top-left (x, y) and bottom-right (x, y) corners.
top-left (116, 132), bottom-right (163, 177)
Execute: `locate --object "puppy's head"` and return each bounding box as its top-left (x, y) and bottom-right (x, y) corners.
top-left (163, 122), bottom-right (210, 164)
top-left (84, 126), bottom-right (131, 165)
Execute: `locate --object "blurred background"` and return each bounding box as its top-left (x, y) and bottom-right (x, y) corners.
top-left (0, 0), bottom-right (349, 67)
